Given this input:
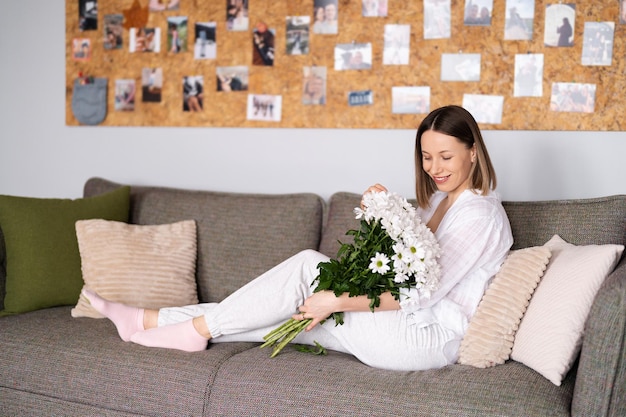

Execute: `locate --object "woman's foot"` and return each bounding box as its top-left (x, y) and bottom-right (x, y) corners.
top-left (81, 289), bottom-right (144, 342)
top-left (130, 319), bottom-right (208, 352)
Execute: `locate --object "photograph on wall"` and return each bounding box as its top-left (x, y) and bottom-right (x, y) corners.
top-left (252, 23), bottom-right (275, 66)
top-left (391, 86), bottom-right (430, 114)
top-left (313, 0), bottom-right (338, 34)
top-left (544, 3), bottom-right (575, 47)
top-left (302, 66), bottom-right (327, 105)
top-left (550, 82), bottom-right (596, 113)
top-left (247, 94), bottom-right (282, 122)
top-left (464, 0), bottom-right (493, 26)
top-left (149, 0), bottom-right (180, 12)
top-left (362, 0), bottom-right (388, 16)
top-left (348, 90), bottom-right (374, 106)
top-left (621, 0), bottom-right (626, 24)
top-left (424, 0), bottom-right (451, 39)
top-left (183, 76), bottom-right (204, 112)
top-left (581, 22), bottom-right (615, 66)
top-left (286, 16), bottom-right (310, 56)
top-left (334, 43), bottom-right (372, 70)
top-left (383, 24), bottom-right (411, 65)
top-left (216, 66), bottom-right (248, 92)
top-left (194, 22), bottom-right (216, 59)
top-left (141, 67), bottom-right (163, 102)
top-left (514, 53), bottom-right (543, 97)
top-left (72, 38), bottom-right (91, 61)
top-left (114, 79), bottom-right (136, 111)
top-left (504, 0), bottom-right (534, 40)
top-left (79, 0), bottom-right (97, 31)
top-left (167, 16), bottom-right (188, 53)
top-left (104, 14), bottom-right (123, 50)
top-left (227, 0), bottom-right (249, 31)
top-left (462, 94), bottom-right (504, 124)
top-left (130, 28), bottom-right (161, 53)
top-left (441, 53), bottom-right (481, 81)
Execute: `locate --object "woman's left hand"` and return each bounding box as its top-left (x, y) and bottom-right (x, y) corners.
top-left (292, 291), bottom-right (339, 331)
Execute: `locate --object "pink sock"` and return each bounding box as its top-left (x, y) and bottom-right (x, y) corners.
top-left (130, 319), bottom-right (208, 352)
top-left (82, 289), bottom-right (144, 342)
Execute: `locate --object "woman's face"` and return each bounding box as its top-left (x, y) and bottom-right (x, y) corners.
top-left (421, 130), bottom-right (475, 198)
top-left (315, 7), bottom-right (325, 21)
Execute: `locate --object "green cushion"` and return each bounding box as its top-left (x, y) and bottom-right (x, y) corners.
top-left (0, 187), bottom-right (130, 315)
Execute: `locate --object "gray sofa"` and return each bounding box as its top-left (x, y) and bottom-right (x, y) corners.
top-left (1, 177), bottom-right (624, 417)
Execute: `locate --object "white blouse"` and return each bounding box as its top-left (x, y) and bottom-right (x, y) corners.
top-left (399, 189), bottom-right (513, 335)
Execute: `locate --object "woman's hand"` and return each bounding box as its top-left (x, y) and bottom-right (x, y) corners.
top-left (361, 183), bottom-right (388, 208)
top-left (292, 291), bottom-right (340, 331)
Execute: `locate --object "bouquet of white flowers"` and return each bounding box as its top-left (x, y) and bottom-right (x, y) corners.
top-left (261, 191), bottom-right (441, 357)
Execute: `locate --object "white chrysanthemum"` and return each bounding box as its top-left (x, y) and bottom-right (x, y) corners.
top-left (369, 252), bottom-right (391, 274)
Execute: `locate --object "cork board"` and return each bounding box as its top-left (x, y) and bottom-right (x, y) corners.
top-left (66, 0), bottom-right (626, 130)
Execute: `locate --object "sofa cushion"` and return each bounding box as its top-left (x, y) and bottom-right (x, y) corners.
top-left (72, 219), bottom-right (199, 318)
top-left (83, 178), bottom-right (325, 303)
top-left (511, 234), bottom-right (624, 386)
top-left (0, 187), bottom-right (130, 315)
top-left (458, 245), bottom-right (551, 368)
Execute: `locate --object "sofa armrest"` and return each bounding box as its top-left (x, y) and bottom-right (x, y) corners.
top-left (572, 256), bottom-right (626, 417)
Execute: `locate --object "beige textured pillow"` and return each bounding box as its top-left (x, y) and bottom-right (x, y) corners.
top-left (458, 246), bottom-right (552, 368)
top-left (71, 219), bottom-right (199, 318)
top-left (511, 235), bottom-right (624, 386)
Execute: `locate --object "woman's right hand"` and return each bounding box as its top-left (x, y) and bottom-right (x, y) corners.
top-left (361, 183), bottom-right (388, 208)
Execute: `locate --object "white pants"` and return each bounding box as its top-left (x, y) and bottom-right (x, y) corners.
top-left (159, 249), bottom-right (459, 371)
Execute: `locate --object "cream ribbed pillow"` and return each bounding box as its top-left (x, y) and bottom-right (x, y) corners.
top-left (458, 246), bottom-right (552, 368)
top-left (71, 219), bottom-right (198, 318)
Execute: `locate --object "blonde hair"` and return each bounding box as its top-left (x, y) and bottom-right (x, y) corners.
top-left (414, 105), bottom-right (497, 209)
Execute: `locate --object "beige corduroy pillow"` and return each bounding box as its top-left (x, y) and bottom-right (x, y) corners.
top-left (458, 246), bottom-right (552, 368)
top-left (72, 219), bottom-right (199, 318)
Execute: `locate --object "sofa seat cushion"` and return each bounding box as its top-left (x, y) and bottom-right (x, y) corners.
top-left (0, 307), bottom-right (256, 417)
top-left (208, 346), bottom-right (575, 417)
top-left (83, 178), bottom-right (325, 304)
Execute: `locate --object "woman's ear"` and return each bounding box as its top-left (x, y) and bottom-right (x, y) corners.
top-left (471, 145), bottom-right (477, 163)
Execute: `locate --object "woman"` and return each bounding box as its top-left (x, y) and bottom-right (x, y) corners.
top-left (84, 105), bottom-right (513, 371)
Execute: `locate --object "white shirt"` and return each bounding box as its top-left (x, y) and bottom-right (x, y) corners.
top-left (400, 189), bottom-right (513, 335)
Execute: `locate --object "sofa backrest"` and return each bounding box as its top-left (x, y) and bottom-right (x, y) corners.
top-left (83, 178), bottom-right (325, 304)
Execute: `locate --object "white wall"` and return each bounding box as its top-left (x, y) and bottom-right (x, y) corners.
top-left (1, 1), bottom-right (624, 202)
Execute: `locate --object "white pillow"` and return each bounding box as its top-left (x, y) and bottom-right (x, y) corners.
top-left (72, 219), bottom-right (199, 318)
top-left (510, 234), bottom-right (624, 386)
top-left (458, 246), bottom-right (551, 368)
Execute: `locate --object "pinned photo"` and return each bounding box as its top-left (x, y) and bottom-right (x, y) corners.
top-left (302, 66), bottom-right (326, 105)
top-left (247, 94), bottom-right (282, 122)
top-left (227, 0), bottom-right (249, 31)
top-left (195, 22), bottom-right (216, 59)
top-left (253, 23), bottom-right (275, 66)
top-left (142, 67), bottom-right (163, 103)
top-left (114, 79), bottom-right (136, 111)
top-left (441, 53), bottom-right (481, 81)
top-left (216, 66), bottom-right (248, 92)
top-left (183, 76), bottom-right (204, 112)
top-left (149, 0), bottom-right (180, 12)
top-left (79, 0), bottom-right (98, 31)
top-left (334, 43), bottom-right (372, 71)
top-left (383, 24), bottom-right (410, 65)
top-left (550, 82), bottom-right (596, 113)
top-left (362, 0), bottom-right (388, 17)
top-left (313, 0), bottom-right (338, 34)
top-left (391, 86), bottom-right (430, 114)
top-left (424, 0), bottom-right (451, 39)
top-left (581, 22), bottom-right (615, 66)
top-left (286, 16), bottom-right (310, 55)
top-left (73, 38), bottom-right (91, 61)
top-left (464, 0), bottom-right (492, 26)
top-left (621, 0), bottom-right (626, 24)
top-left (104, 14), bottom-right (123, 50)
top-left (504, 0), bottom-right (534, 40)
top-left (130, 28), bottom-right (161, 53)
top-left (348, 90), bottom-right (373, 106)
top-left (168, 16), bottom-right (188, 53)
top-left (462, 94), bottom-right (504, 124)
top-left (544, 3), bottom-right (575, 47)
top-left (514, 53), bottom-right (543, 97)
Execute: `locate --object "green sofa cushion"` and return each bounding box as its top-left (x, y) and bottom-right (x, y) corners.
top-left (0, 187), bottom-right (130, 315)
